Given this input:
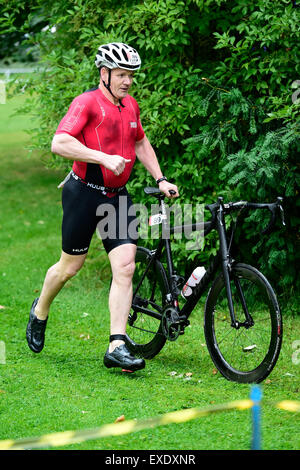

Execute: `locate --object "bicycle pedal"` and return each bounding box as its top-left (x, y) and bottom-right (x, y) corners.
top-left (178, 317), bottom-right (190, 326)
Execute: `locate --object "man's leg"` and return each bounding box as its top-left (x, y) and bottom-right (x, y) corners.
top-left (107, 243), bottom-right (136, 352)
top-left (104, 242), bottom-right (145, 371)
top-left (34, 251), bottom-right (87, 320)
top-left (26, 250), bottom-right (87, 353)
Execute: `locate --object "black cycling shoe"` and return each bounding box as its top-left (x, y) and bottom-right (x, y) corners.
top-left (103, 334), bottom-right (145, 372)
top-left (26, 298), bottom-right (48, 353)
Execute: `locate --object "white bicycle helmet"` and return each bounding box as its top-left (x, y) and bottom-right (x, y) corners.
top-left (95, 42), bottom-right (141, 71)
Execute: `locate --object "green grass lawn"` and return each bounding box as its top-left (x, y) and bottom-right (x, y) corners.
top-left (0, 92), bottom-right (299, 451)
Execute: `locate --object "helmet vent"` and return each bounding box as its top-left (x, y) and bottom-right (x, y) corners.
top-left (104, 53), bottom-right (114, 63)
top-left (121, 49), bottom-right (129, 61)
top-left (112, 49), bottom-right (122, 61)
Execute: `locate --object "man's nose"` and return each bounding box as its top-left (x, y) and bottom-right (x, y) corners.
top-left (124, 75), bottom-right (132, 85)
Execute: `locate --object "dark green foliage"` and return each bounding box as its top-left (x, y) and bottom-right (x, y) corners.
top-left (183, 76), bottom-right (299, 303)
top-left (2, 0), bottom-right (299, 304)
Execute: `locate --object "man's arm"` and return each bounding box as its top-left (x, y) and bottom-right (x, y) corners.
top-left (135, 136), bottom-right (179, 198)
top-left (51, 133), bottom-right (130, 176)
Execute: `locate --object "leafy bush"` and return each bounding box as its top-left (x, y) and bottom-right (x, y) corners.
top-left (2, 0), bottom-right (299, 304)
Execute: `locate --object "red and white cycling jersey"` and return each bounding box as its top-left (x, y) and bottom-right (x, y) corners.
top-left (55, 87), bottom-right (145, 191)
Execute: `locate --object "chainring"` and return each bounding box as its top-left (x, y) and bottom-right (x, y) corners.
top-left (161, 306), bottom-right (183, 341)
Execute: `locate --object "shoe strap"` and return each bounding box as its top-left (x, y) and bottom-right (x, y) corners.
top-left (109, 334), bottom-right (126, 342)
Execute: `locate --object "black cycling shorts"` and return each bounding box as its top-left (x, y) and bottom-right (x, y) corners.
top-left (61, 173), bottom-right (138, 255)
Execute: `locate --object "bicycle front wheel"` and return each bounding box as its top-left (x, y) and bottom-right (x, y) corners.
top-left (125, 246), bottom-right (168, 359)
top-left (204, 263), bottom-right (282, 383)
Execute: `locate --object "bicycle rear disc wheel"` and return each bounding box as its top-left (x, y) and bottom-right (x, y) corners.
top-left (125, 246), bottom-right (168, 359)
top-left (204, 263), bottom-right (282, 383)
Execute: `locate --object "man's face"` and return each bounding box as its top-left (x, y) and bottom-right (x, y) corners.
top-left (102, 67), bottom-right (134, 100)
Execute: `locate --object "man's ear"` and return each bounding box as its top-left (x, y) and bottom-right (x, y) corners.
top-left (100, 66), bottom-right (107, 82)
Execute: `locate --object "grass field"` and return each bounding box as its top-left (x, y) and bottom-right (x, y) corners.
top-left (0, 91), bottom-right (299, 451)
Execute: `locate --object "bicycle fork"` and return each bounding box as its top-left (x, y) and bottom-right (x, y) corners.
top-left (216, 198), bottom-right (253, 329)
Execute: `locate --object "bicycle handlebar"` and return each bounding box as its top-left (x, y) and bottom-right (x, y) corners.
top-left (205, 196), bottom-right (285, 235)
top-left (245, 197), bottom-right (285, 234)
top-left (143, 187), bottom-right (285, 236)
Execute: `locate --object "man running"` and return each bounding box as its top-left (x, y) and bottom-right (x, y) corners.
top-left (26, 42), bottom-right (179, 372)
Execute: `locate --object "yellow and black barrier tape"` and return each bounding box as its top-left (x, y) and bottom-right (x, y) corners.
top-left (0, 399), bottom-right (298, 450)
top-left (275, 400), bottom-right (300, 413)
top-left (0, 399), bottom-right (252, 450)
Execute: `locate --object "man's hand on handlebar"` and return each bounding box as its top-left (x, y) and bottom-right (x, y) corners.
top-left (158, 180), bottom-right (179, 198)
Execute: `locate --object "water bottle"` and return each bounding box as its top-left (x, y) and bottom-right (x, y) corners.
top-left (181, 266), bottom-right (206, 298)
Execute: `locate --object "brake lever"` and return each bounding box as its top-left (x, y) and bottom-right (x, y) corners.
top-left (261, 207), bottom-right (276, 235)
top-left (262, 197), bottom-right (285, 234)
top-left (277, 197), bottom-right (286, 227)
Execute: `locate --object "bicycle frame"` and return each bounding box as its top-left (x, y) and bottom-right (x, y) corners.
top-left (132, 192), bottom-right (284, 335)
top-left (134, 195), bottom-right (238, 329)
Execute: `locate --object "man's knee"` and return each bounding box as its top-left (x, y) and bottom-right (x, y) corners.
top-left (111, 257), bottom-right (136, 284)
top-left (114, 258), bottom-right (135, 280)
top-left (61, 264), bottom-right (82, 282)
top-left (121, 259), bottom-right (136, 278)
top-left (109, 244), bottom-right (136, 281)
top-left (52, 255), bottom-right (85, 283)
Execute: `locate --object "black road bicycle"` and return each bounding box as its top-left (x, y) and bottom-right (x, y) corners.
top-left (125, 187), bottom-right (285, 383)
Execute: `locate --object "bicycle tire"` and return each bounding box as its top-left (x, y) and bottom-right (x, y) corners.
top-left (204, 263), bottom-right (282, 383)
top-left (125, 246), bottom-right (168, 359)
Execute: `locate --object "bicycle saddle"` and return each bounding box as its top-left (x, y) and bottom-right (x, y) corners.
top-left (144, 187), bottom-right (162, 196)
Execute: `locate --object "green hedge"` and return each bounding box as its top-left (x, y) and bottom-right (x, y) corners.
top-left (2, 0), bottom-right (299, 306)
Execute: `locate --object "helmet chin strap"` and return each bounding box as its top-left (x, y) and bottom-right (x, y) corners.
top-left (101, 68), bottom-right (124, 107)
